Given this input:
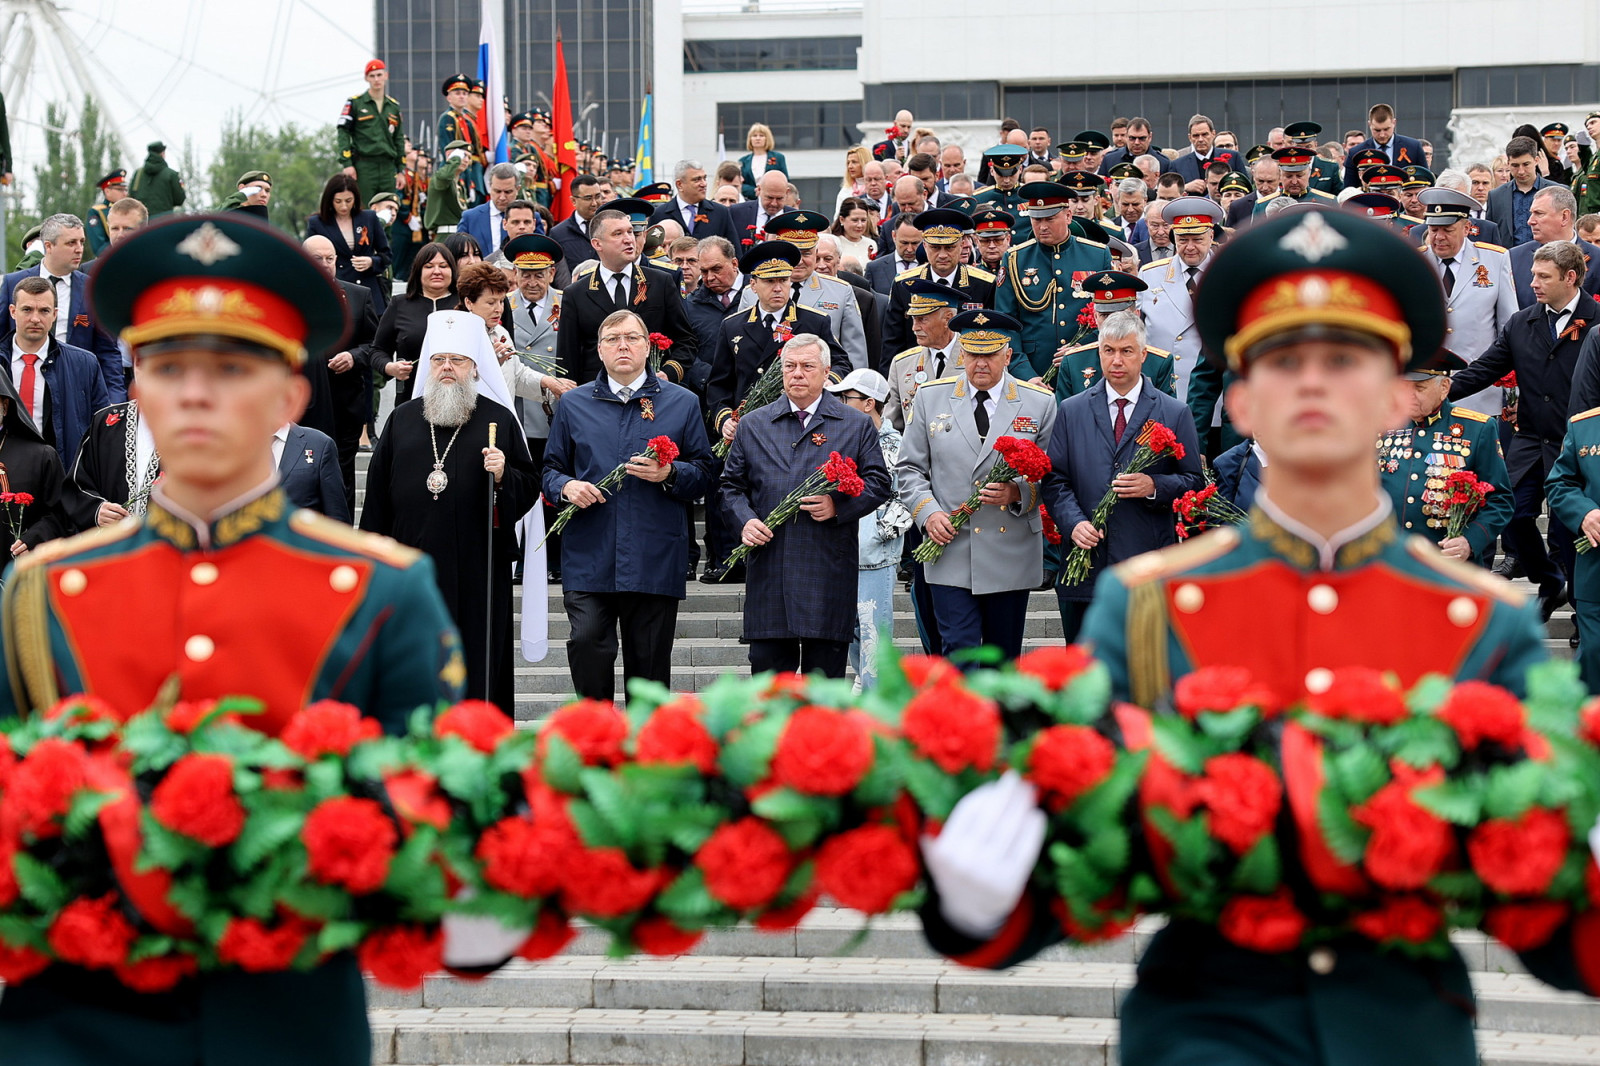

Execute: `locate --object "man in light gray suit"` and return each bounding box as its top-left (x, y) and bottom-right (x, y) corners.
top-left (738, 211), bottom-right (868, 370)
top-left (897, 310), bottom-right (1057, 661)
top-left (1416, 189), bottom-right (1517, 416)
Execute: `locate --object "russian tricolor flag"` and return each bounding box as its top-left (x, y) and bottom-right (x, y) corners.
top-left (477, 0), bottom-right (509, 164)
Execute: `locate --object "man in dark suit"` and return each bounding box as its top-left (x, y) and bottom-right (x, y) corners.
top-left (1040, 309), bottom-right (1204, 640)
top-left (275, 421), bottom-right (348, 521)
top-left (4, 275), bottom-right (110, 473)
top-left (1486, 135), bottom-right (1558, 247)
top-left (877, 176), bottom-right (930, 249)
top-left (458, 162), bottom-right (520, 256)
top-left (684, 235), bottom-right (744, 393)
top-left (650, 160), bottom-right (738, 244)
top-left (727, 170), bottom-right (790, 249)
top-left (872, 110), bottom-right (914, 164)
top-left (1505, 185), bottom-right (1600, 308)
top-left (1341, 102), bottom-right (1427, 189)
top-left (1168, 113), bottom-right (1246, 183)
top-left (880, 208), bottom-right (995, 357)
top-left (867, 213), bottom-right (925, 295)
top-left (554, 208), bottom-right (699, 387)
top-left (550, 174), bottom-right (606, 267)
top-left (1450, 240), bottom-right (1598, 619)
top-left (0, 212), bottom-right (125, 402)
top-left (1097, 117), bottom-right (1173, 178)
top-left (719, 329), bottom-right (891, 676)
top-left (303, 234), bottom-right (381, 514)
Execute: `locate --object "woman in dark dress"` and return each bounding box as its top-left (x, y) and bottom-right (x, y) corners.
top-left (306, 174), bottom-right (394, 313)
top-left (372, 242), bottom-right (459, 414)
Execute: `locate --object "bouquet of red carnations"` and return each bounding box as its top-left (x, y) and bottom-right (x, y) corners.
top-left (912, 436), bottom-right (1051, 563)
top-left (1442, 470), bottom-right (1495, 543)
top-left (1039, 305), bottom-right (1099, 388)
top-left (538, 435), bottom-right (680, 549)
top-left (720, 451), bottom-right (865, 573)
top-left (1173, 482), bottom-right (1248, 541)
top-left (1060, 421), bottom-right (1185, 586)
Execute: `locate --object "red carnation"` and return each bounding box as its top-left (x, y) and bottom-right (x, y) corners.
top-left (217, 915), bottom-right (314, 972)
top-left (384, 769), bottom-right (452, 831)
top-left (1435, 681), bottom-right (1525, 751)
top-left (42, 694), bottom-right (120, 727)
top-left (754, 889), bottom-right (821, 931)
top-left (632, 915), bottom-right (703, 955)
top-left (517, 909), bottom-right (577, 960)
top-left (435, 699), bottom-right (515, 753)
top-left (900, 655), bottom-right (960, 689)
top-left (648, 332), bottom-right (673, 351)
top-left (634, 698), bottom-right (718, 774)
top-left (1027, 725), bottom-right (1115, 805)
top-left (1217, 889), bottom-right (1307, 954)
top-left (772, 705), bottom-right (874, 796)
top-left (0, 838), bottom-right (17, 909)
top-left (115, 953), bottom-right (197, 993)
top-left (819, 451), bottom-right (860, 487)
top-left (1485, 901), bottom-right (1570, 951)
top-left (1468, 808), bottom-right (1570, 896)
top-left (48, 894), bottom-right (137, 969)
top-left (303, 796), bottom-right (398, 894)
top-left (1580, 699), bottom-right (1600, 747)
top-left (1352, 896), bottom-right (1444, 944)
top-left (1175, 666), bottom-right (1278, 720)
top-left (1139, 421), bottom-right (1183, 460)
top-left (1201, 753), bottom-right (1282, 856)
top-left (696, 818), bottom-right (793, 910)
top-left (901, 685), bottom-right (1000, 774)
top-left (165, 699), bottom-right (237, 735)
top-left (0, 941), bottom-right (50, 984)
top-left (150, 753), bottom-right (246, 848)
top-left (358, 924), bottom-right (443, 991)
top-left (1495, 371), bottom-right (1517, 389)
top-left (1306, 667), bottom-right (1407, 726)
top-left (540, 699), bottom-right (628, 767)
top-left (281, 701), bottom-right (381, 759)
top-left (561, 847), bottom-right (662, 917)
top-left (814, 824), bottom-right (920, 914)
top-left (995, 436), bottom-right (1052, 481)
top-left (0, 733), bottom-right (14, 789)
top-left (12, 493), bottom-right (32, 507)
top-left (1015, 645), bottom-right (1093, 691)
top-left (1039, 505), bottom-right (1062, 546)
top-left (645, 435), bottom-right (681, 466)
top-left (1351, 772), bottom-right (1456, 890)
top-left (5, 737), bottom-right (88, 838)
top-left (476, 808), bottom-right (578, 899)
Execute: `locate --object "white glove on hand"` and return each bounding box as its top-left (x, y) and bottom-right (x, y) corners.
top-left (921, 771), bottom-right (1047, 940)
top-left (441, 889), bottom-right (531, 969)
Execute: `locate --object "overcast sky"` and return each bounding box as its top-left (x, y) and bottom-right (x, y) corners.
top-left (6, 0), bottom-right (375, 176)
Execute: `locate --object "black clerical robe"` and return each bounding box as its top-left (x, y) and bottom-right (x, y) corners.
top-left (65, 400), bottom-right (154, 532)
top-left (359, 396), bottom-right (538, 714)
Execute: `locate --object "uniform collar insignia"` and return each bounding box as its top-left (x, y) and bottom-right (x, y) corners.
top-left (147, 481), bottom-right (287, 552)
top-left (1250, 492), bottom-right (1395, 571)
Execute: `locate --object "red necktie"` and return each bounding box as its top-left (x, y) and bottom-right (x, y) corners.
top-left (18, 352), bottom-right (38, 421)
top-left (1113, 397), bottom-right (1129, 445)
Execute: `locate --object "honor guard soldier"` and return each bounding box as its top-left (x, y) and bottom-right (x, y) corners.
top-left (1253, 147), bottom-right (1337, 215)
top-left (996, 181), bottom-right (1114, 383)
top-left (919, 206), bottom-right (1600, 1066)
top-left (508, 110), bottom-right (553, 208)
top-left (886, 279), bottom-right (965, 431)
top-left (1362, 163), bottom-right (1409, 199)
top-left (1217, 171), bottom-right (1252, 222)
top-left (1059, 170), bottom-right (1111, 229)
top-left (338, 59), bottom-right (405, 209)
top-left (1284, 121), bottom-right (1342, 194)
top-left (437, 73), bottom-right (483, 206)
top-left (1140, 197), bottom-right (1224, 409)
top-left (634, 181), bottom-right (674, 208)
top-left (85, 169), bottom-right (128, 257)
top-left (1051, 271), bottom-right (1175, 400)
top-left (0, 214), bottom-right (465, 1065)
top-left (1575, 111), bottom-right (1600, 215)
top-left (1415, 188), bottom-right (1517, 416)
top-left (1547, 398), bottom-right (1600, 685)
top-left (1399, 165), bottom-right (1436, 221)
top-left (426, 139), bottom-right (472, 234)
top-left (1244, 144), bottom-right (1273, 168)
top-left (738, 210), bottom-right (869, 371)
top-left (971, 208), bottom-right (1015, 272)
top-left (897, 309), bottom-right (1057, 661)
top-left (882, 207), bottom-right (995, 357)
top-left (1543, 121), bottom-right (1574, 186)
top-left (1379, 347), bottom-right (1511, 560)
top-left (974, 144), bottom-right (1028, 220)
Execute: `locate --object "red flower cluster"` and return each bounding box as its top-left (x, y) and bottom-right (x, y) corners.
top-left (1174, 484), bottom-right (1217, 523)
top-left (281, 701), bottom-right (381, 760)
top-left (901, 684), bottom-right (1000, 774)
top-left (819, 451), bottom-right (866, 497)
top-left (1305, 668), bottom-right (1408, 726)
top-left (648, 332), bottom-right (673, 351)
top-left (358, 924), bottom-right (443, 991)
top-left (1136, 421), bottom-right (1185, 461)
top-left (1217, 888), bottom-right (1306, 954)
top-left (1494, 371), bottom-right (1517, 389)
top-left (772, 705), bottom-right (874, 795)
top-left (435, 700), bottom-right (515, 753)
top-left (635, 698), bottom-right (718, 774)
top-left (115, 953), bottom-right (196, 992)
top-left (633, 915), bottom-right (703, 955)
top-left (814, 824), bottom-right (919, 913)
top-left (1435, 681), bottom-right (1524, 751)
top-left (1442, 470), bottom-right (1493, 508)
top-left (218, 914), bottom-right (314, 972)
top-left (477, 805), bottom-right (579, 899)
top-left (1076, 304), bottom-right (1097, 328)
top-left (1039, 505), bottom-right (1061, 545)
top-left (646, 435), bottom-right (680, 466)
top-left (1485, 901), bottom-right (1569, 950)
top-left (1352, 896), bottom-right (1443, 945)
top-left (696, 818), bottom-right (793, 910)
top-left (0, 492), bottom-right (34, 506)
top-left (1027, 725), bottom-right (1115, 806)
top-left (151, 754), bottom-right (246, 847)
top-left (540, 699), bottom-right (628, 766)
top-left (1351, 770), bottom-right (1455, 890)
top-left (1174, 666), bottom-right (1278, 720)
top-left (303, 796), bottom-right (398, 894)
top-left (47, 894), bottom-right (137, 969)
top-left (1200, 754), bottom-right (1281, 856)
top-left (1014, 645), bottom-right (1093, 690)
top-left (993, 435), bottom-right (1052, 482)
top-left (562, 846), bottom-right (661, 917)
top-left (5, 737), bottom-right (89, 838)
top-left (1468, 808), bottom-right (1569, 896)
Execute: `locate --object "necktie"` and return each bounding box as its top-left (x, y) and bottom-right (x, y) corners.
top-left (973, 389), bottom-right (990, 437)
top-left (1440, 257), bottom-right (1456, 296)
top-left (1550, 308), bottom-right (1563, 342)
top-left (1185, 266), bottom-right (1198, 296)
top-left (763, 313), bottom-right (776, 334)
top-left (933, 349), bottom-right (946, 379)
top-left (1113, 397), bottom-right (1130, 445)
top-left (617, 386), bottom-right (632, 403)
top-left (720, 291), bottom-right (731, 309)
top-left (684, 204), bottom-right (696, 230)
top-left (612, 274), bottom-right (628, 308)
top-left (48, 277), bottom-right (62, 333)
top-left (796, 409), bottom-right (809, 428)
top-left (791, 281), bottom-right (803, 306)
top-left (18, 351), bottom-right (37, 420)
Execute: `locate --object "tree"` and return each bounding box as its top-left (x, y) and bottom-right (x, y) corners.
top-left (207, 112), bottom-right (340, 237)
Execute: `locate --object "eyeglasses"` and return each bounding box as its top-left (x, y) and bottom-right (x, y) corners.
top-left (840, 392), bottom-right (869, 402)
top-left (429, 354), bottom-right (472, 367)
top-left (572, 192), bottom-right (604, 203)
top-left (599, 332), bottom-right (647, 347)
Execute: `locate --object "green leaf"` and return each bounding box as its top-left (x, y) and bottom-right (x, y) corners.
top-left (1145, 807), bottom-right (1217, 899)
top-left (166, 875), bottom-right (212, 923)
top-left (1232, 835), bottom-right (1281, 894)
top-left (1483, 761), bottom-right (1544, 821)
top-left (578, 768), bottom-right (638, 847)
top-left (135, 813), bottom-right (209, 871)
top-left (1149, 713), bottom-right (1207, 775)
top-left (1196, 708), bottom-right (1259, 746)
top-left (1405, 674), bottom-right (1455, 717)
top-left (624, 678), bottom-right (673, 713)
top-left (0, 914), bottom-right (45, 950)
top-left (567, 799), bottom-right (623, 849)
top-left (541, 733), bottom-right (584, 794)
top-left (435, 740), bottom-right (490, 806)
top-left (63, 788), bottom-right (115, 841)
top-left (700, 677), bottom-right (755, 739)
top-left (1387, 717), bottom-right (1460, 771)
top-left (656, 867), bottom-right (725, 923)
top-left (126, 935), bottom-right (175, 964)
top-left (1057, 663), bottom-right (1113, 726)
top-left (317, 920), bottom-right (367, 955)
top-left (717, 714), bottom-right (784, 789)
top-left (120, 711), bottom-right (186, 773)
top-left (12, 852), bottom-right (67, 911)
top-left (1412, 778), bottom-right (1484, 826)
top-left (851, 738), bottom-right (905, 808)
top-left (451, 889), bottom-right (537, 927)
top-left (902, 758), bottom-right (962, 822)
top-left (1080, 825), bottom-right (1130, 876)
top-left (1428, 870), bottom-right (1483, 901)
top-left (384, 827), bottom-right (439, 898)
top-left (230, 803), bottom-right (306, 873)
top-left (277, 881), bottom-right (351, 921)
top-left (1327, 744), bottom-right (1388, 805)
top-left (1316, 788), bottom-right (1371, 864)
top-left (303, 759), bottom-right (345, 801)
top-left (750, 787), bottom-right (837, 825)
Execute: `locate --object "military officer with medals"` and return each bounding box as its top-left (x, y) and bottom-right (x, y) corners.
top-left (1140, 197), bottom-right (1223, 409)
top-left (1052, 271), bottom-right (1176, 401)
top-left (995, 181), bottom-right (1114, 383)
top-left (1546, 398), bottom-right (1600, 685)
top-left (1379, 348), bottom-right (1511, 560)
top-left (337, 59), bottom-right (405, 209)
top-left (882, 208), bottom-right (995, 358)
top-left (885, 280), bottom-right (964, 432)
top-left (971, 208), bottom-right (1015, 273)
top-left (1284, 121), bottom-right (1342, 194)
top-left (1415, 188), bottom-right (1517, 417)
top-left (897, 309), bottom-right (1055, 661)
top-left (974, 144), bottom-right (1028, 221)
top-left (736, 210), bottom-right (869, 371)
top-left (85, 169), bottom-right (128, 258)
top-left (1252, 147), bottom-right (1337, 216)
top-left (436, 74), bottom-right (483, 207)
top-left (0, 214), bottom-right (466, 1064)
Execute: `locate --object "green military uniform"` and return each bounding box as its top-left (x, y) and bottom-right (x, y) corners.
top-left (1378, 401), bottom-right (1510, 556)
top-left (338, 87), bottom-right (405, 208)
top-left (1574, 139), bottom-right (1600, 215)
top-left (425, 142), bottom-right (470, 232)
top-left (127, 142), bottom-right (185, 217)
top-left (1250, 187), bottom-right (1337, 216)
top-left (1284, 123), bottom-right (1342, 196)
top-left (85, 202), bottom-right (111, 256)
top-left (436, 74), bottom-right (484, 207)
top-left (1308, 156), bottom-right (1341, 194)
top-left (1546, 404), bottom-right (1600, 688)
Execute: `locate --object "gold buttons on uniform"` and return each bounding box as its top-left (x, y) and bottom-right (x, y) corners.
top-left (1447, 596), bottom-right (1479, 627)
top-left (1305, 667), bottom-right (1334, 693)
top-left (190, 562), bottom-right (219, 586)
top-left (330, 565), bottom-right (359, 593)
top-left (59, 569), bottom-right (87, 596)
top-left (1307, 584), bottom-right (1338, 614)
top-left (1308, 947), bottom-right (1336, 975)
top-left (185, 635), bottom-right (215, 662)
top-left (1174, 583), bottom-right (1204, 613)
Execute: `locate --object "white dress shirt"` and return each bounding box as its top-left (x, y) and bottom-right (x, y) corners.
top-left (601, 266), bottom-right (632, 304)
top-left (608, 370), bottom-right (648, 398)
top-left (488, 204), bottom-right (504, 251)
top-left (788, 395), bottom-right (823, 424)
top-left (270, 424), bottom-right (290, 470)
top-left (1108, 376), bottom-right (1143, 416)
top-left (42, 268), bottom-right (71, 345)
top-left (1549, 290), bottom-right (1582, 337)
top-left (9, 340), bottom-right (47, 430)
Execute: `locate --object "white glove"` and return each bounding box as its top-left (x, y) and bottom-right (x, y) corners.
top-left (921, 771), bottom-right (1046, 940)
top-left (441, 889), bottom-right (530, 969)
top-left (1587, 813), bottom-right (1600, 865)
top-left (408, 216), bottom-right (423, 233)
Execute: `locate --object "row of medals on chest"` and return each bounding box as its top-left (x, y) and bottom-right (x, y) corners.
top-left (1380, 426), bottom-right (1472, 518)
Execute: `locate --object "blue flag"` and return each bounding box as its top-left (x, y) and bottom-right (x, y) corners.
top-left (634, 93), bottom-right (653, 185)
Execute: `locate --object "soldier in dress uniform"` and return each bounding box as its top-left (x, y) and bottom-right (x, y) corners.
top-left (1345, 191), bottom-right (1414, 235)
top-left (918, 205), bottom-right (1600, 1066)
top-left (1398, 165), bottom-right (1435, 222)
top-left (508, 111), bottom-right (552, 209)
top-left (1415, 188), bottom-right (1517, 416)
top-left (1056, 139), bottom-right (1092, 175)
top-left (995, 181), bottom-right (1114, 383)
top-left (436, 74), bottom-right (483, 207)
top-left (1546, 399), bottom-right (1600, 685)
top-left (974, 145), bottom-right (1027, 221)
top-left (1378, 348), bottom-right (1511, 560)
top-left (1348, 147), bottom-right (1389, 187)
top-left (885, 280), bottom-right (963, 432)
top-left (1051, 271), bottom-right (1175, 400)
top-left (0, 214), bottom-right (465, 1064)
top-left (1252, 147), bottom-right (1337, 216)
top-left (1285, 121), bottom-right (1342, 194)
top-left (971, 208), bottom-right (1015, 273)
top-left (897, 309), bottom-right (1056, 661)
top-left (1141, 197), bottom-right (1224, 413)
top-left (882, 208), bottom-right (995, 357)
top-left (1574, 111), bottom-right (1600, 215)
top-left (85, 169), bottom-right (127, 258)
top-left (736, 211), bottom-right (869, 371)
top-left (338, 59), bottom-right (405, 209)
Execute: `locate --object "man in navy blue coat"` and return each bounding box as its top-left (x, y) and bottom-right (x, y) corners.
top-left (0, 212), bottom-right (125, 402)
top-left (720, 331), bottom-right (891, 677)
top-left (1041, 309), bottom-right (1204, 641)
top-left (4, 275), bottom-right (109, 471)
top-left (1341, 103), bottom-right (1427, 189)
top-left (543, 307), bottom-right (715, 700)
top-left (275, 421), bottom-right (349, 522)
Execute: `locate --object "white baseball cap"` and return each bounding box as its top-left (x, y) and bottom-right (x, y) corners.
top-left (826, 367), bottom-right (890, 403)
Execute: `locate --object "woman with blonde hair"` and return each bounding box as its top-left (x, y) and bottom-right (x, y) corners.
top-left (835, 145), bottom-right (869, 210)
top-left (739, 123), bottom-right (788, 199)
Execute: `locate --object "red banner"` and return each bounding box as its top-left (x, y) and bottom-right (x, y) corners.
top-left (551, 35), bottom-right (577, 222)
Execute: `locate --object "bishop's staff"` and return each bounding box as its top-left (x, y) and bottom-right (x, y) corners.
top-left (485, 421), bottom-right (499, 691)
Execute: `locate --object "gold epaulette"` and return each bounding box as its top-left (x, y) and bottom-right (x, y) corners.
top-left (1077, 238), bottom-right (1108, 248)
top-left (1256, 192), bottom-right (1282, 205)
top-left (895, 266), bottom-right (924, 282)
top-left (1010, 239), bottom-right (1037, 252)
top-left (1474, 241), bottom-right (1507, 253)
top-left (1141, 257), bottom-right (1173, 271)
top-left (14, 518), bottom-right (140, 573)
top-left (921, 375), bottom-right (963, 388)
top-left (890, 346), bottom-right (926, 364)
top-left (1404, 536), bottom-right (1525, 607)
top-left (1111, 526), bottom-right (1241, 588)
top-left (1017, 379), bottom-right (1054, 395)
top-left (1308, 188), bottom-right (1337, 201)
top-left (1574, 406), bottom-right (1600, 423)
top-left (1062, 341), bottom-right (1098, 355)
top-left (573, 259), bottom-right (599, 278)
top-left (289, 510), bottom-right (422, 569)
top-left (964, 265), bottom-right (996, 282)
top-left (1400, 214), bottom-right (1425, 225)
top-left (1147, 346), bottom-right (1171, 357)
top-left (1453, 407), bottom-right (1491, 423)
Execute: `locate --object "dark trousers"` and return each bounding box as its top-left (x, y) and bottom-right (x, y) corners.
top-left (331, 407), bottom-right (364, 516)
top-left (903, 527), bottom-right (942, 655)
top-left (703, 470), bottom-right (738, 573)
top-left (927, 583), bottom-right (1030, 663)
top-left (1055, 590), bottom-right (1092, 644)
top-left (748, 638), bottom-right (848, 678)
top-left (563, 590), bottom-right (678, 702)
top-left (1509, 464), bottom-right (1573, 594)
